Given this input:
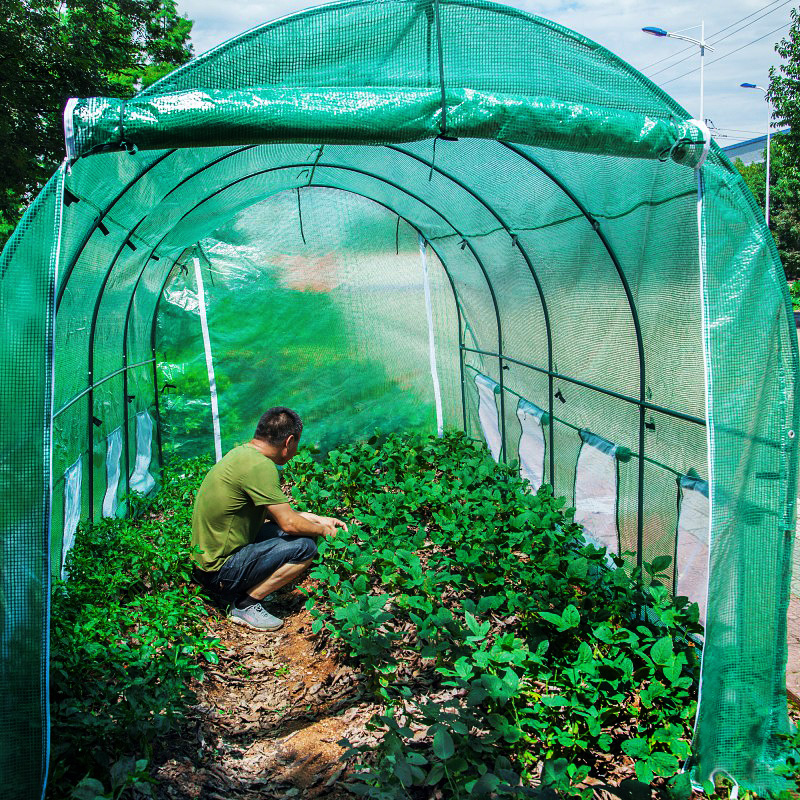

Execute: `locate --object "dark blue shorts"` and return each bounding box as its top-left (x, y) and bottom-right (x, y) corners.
top-left (212, 522), bottom-right (317, 600)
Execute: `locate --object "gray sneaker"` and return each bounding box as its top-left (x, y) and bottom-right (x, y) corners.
top-left (229, 602), bottom-right (283, 631)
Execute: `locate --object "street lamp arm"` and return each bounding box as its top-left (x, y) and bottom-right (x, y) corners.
top-left (665, 32), bottom-right (715, 51)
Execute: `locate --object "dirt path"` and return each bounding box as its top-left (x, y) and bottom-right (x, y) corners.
top-left (151, 586), bottom-right (377, 799)
top-left (148, 575), bottom-right (800, 799)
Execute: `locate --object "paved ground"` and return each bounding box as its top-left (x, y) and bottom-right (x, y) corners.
top-left (789, 534), bottom-right (800, 699)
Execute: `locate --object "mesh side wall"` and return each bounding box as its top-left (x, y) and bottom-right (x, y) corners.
top-left (0, 166), bottom-right (63, 799)
top-left (692, 162), bottom-right (798, 790)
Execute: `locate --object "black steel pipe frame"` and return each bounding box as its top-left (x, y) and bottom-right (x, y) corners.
top-left (61, 143), bottom-right (653, 538)
top-left (463, 362), bottom-right (705, 481)
top-left (56, 150), bottom-right (177, 312)
top-left (60, 143), bottom-right (575, 495)
top-left (121, 248), bottom-right (168, 497)
top-left (85, 218), bottom-right (147, 522)
top-left (148, 254), bottom-right (186, 468)
top-left (145, 187), bottom-right (469, 458)
top-left (501, 143), bottom-right (649, 570)
top-left (52, 358), bottom-right (155, 418)
top-left (461, 345), bottom-right (705, 427)
top-left (386, 143), bottom-right (556, 482)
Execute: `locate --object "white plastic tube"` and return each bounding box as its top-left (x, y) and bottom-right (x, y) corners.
top-left (194, 257), bottom-right (222, 462)
top-left (419, 235), bottom-right (444, 437)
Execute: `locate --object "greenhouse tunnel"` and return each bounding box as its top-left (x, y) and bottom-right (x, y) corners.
top-left (1, 0), bottom-right (798, 796)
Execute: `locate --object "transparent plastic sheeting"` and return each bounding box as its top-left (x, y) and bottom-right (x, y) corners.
top-left (517, 399), bottom-right (547, 491)
top-left (102, 428), bottom-right (122, 518)
top-left (156, 196), bottom-right (443, 459)
top-left (676, 475), bottom-right (710, 628)
top-left (129, 412), bottom-right (156, 495)
top-left (574, 431), bottom-right (620, 555)
top-left (1, 0), bottom-right (798, 795)
top-left (474, 373), bottom-right (502, 462)
top-left (60, 459), bottom-right (82, 580)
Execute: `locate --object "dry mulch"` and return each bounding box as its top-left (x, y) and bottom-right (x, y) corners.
top-left (150, 584), bottom-right (377, 799)
top-left (149, 581), bottom-right (800, 800)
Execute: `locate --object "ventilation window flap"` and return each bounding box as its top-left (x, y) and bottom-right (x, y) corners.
top-left (574, 429), bottom-right (620, 556)
top-left (473, 373), bottom-right (501, 462)
top-left (516, 398), bottom-right (548, 490)
top-left (61, 458), bottom-right (82, 579)
top-left (129, 411), bottom-right (156, 495)
top-left (102, 427), bottom-right (123, 518)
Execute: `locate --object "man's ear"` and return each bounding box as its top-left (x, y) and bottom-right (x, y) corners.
top-left (284, 434), bottom-right (295, 450)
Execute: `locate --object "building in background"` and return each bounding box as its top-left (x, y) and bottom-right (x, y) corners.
top-left (722, 128), bottom-right (790, 165)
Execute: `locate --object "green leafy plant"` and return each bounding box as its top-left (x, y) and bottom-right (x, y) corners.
top-left (284, 432), bottom-right (704, 798)
top-left (48, 457), bottom-right (220, 799)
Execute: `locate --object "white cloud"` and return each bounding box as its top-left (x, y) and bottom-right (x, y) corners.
top-left (178, 0), bottom-right (791, 145)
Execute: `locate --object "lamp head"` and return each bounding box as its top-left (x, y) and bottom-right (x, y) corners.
top-left (740, 83), bottom-right (758, 89)
top-left (642, 26), bottom-right (668, 37)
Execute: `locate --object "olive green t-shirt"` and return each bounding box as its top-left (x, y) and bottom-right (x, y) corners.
top-left (191, 444), bottom-right (289, 572)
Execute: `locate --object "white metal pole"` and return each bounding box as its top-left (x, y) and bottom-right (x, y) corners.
top-left (419, 234), bottom-right (444, 437)
top-left (765, 96), bottom-right (771, 227)
top-left (193, 257), bottom-right (223, 462)
top-left (699, 20), bottom-right (705, 124)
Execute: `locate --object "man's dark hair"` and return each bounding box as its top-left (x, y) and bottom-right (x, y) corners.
top-left (254, 407), bottom-right (303, 445)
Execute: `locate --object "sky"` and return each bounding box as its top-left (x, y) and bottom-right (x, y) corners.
top-left (176, 0), bottom-right (795, 148)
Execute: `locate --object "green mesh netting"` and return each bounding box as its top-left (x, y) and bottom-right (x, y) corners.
top-left (1, 0), bottom-right (797, 795)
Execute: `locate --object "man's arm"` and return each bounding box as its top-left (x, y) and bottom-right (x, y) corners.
top-left (265, 504), bottom-right (345, 538)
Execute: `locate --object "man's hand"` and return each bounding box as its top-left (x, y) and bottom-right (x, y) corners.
top-left (299, 512), bottom-right (349, 534)
top-left (318, 516), bottom-right (349, 533)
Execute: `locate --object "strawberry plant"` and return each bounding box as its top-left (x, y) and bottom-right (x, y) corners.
top-left (48, 457), bottom-right (221, 799)
top-left (284, 432), bottom-right (705, 797)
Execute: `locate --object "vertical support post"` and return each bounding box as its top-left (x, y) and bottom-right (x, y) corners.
top-left (151, 355), bottom-right (163, 469)
top-left (122, 353), bottom-right (131, 498)
top-left (457, 303), bottom-right (467, 433)
top-left (193, 257), bottom-right (222, 462)
top-left (419, 235), bottom-right (444, 437)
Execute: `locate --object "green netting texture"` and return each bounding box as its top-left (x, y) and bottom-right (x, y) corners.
top-left (0, 1), bottom-right (797, 796)
top-left (0, 166), bottom-right (64, 796)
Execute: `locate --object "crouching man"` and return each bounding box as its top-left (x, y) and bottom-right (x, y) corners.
top-left (191, 407), bottom-right (347, 631)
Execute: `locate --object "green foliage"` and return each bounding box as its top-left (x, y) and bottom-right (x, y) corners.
top-left (770, 8), bottom-right (800, 169)
top-left (765, 8), bottom-right (800, 280)
top-left (789, 279), bottom-right (800, 311)
top-left (0, 0), bottom-right (193, 250)
top-left (158, 259), bottom-right (434, 458)
top-left (48, 456), bottom-right (218, 799)
top-left (285, 432), bottom-right (704, 798)
top-left (733, 139), bottom-right (800, 281)
top-left (775, 726), bottom-right (800, 788)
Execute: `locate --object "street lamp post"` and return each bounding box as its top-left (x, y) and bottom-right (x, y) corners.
top-left (740, 83), bottom-right (771, 227)
top-left (643, 23), bottom-right (714, 123)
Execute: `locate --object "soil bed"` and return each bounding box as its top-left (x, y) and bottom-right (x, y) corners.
top-left (150, 585), bottom-right (376, 799)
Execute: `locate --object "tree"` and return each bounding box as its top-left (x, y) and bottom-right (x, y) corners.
top-left (769, 7), bottom-right (800, 166)
top-left (753, 8), bottom-right (800, 281)
top-left (733, 137), bottom-right (800, 281)
top-left (0, 0), bottom-right (193, 250)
